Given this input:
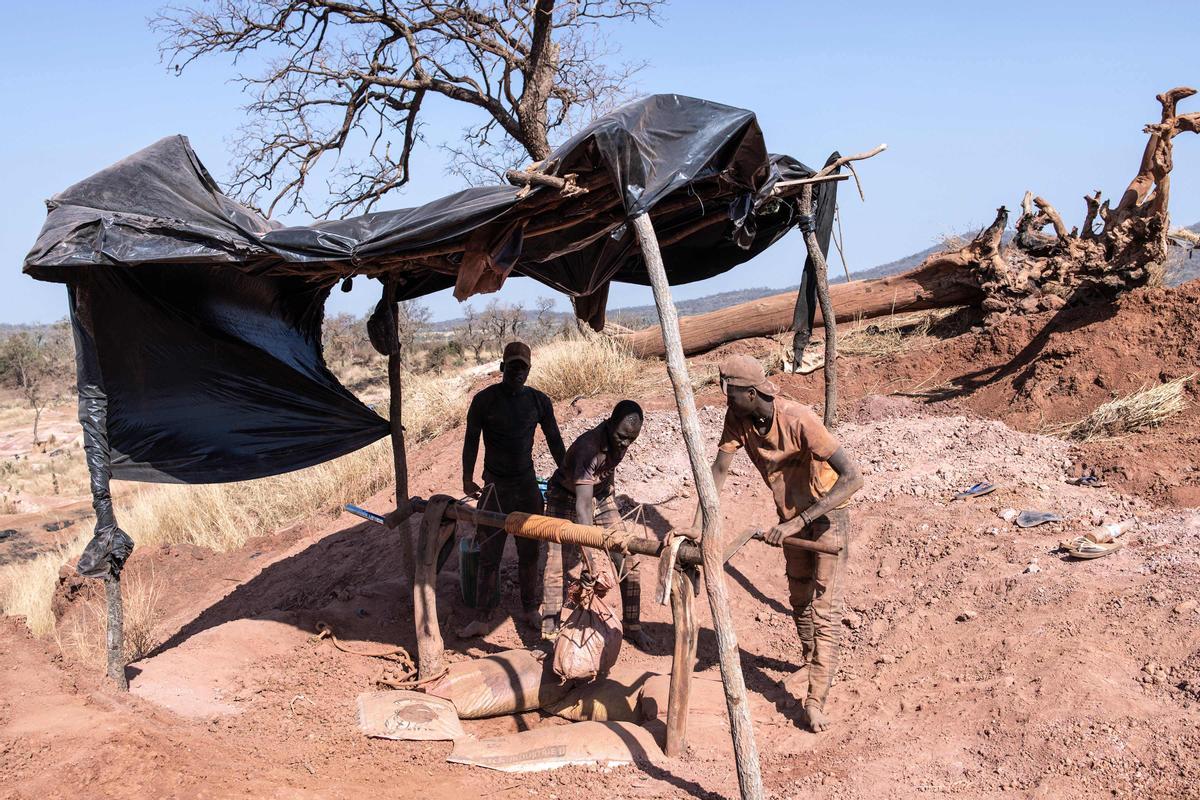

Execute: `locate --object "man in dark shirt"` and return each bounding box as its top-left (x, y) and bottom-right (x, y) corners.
top-left (458, 341), bottom-right (566, 638)
top-left (542, 399), bottom-right (647, 648)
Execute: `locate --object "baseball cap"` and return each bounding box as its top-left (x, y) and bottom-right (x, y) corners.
top-left (502, 341), bottom-right (531, 366)
top-left (718, 354), bottom-right (779, 396)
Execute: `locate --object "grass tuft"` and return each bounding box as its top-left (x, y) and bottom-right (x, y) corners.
top-left (529, 334), bottom-right (650, 402)
top-left (1054, 374), bottom-right (1194, 442)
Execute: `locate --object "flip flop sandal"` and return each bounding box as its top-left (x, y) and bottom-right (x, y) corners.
top-left (953, 481), bottom-right (996, 500)
top-left (1068, 475), bottom-right (1107, 488)
top-left (1015, 510), bottom-right (1063, 528)
top-left (1061, 536), bottom-right (1124, 559)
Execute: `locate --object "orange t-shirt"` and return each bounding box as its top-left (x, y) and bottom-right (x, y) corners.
top-left (718, 397), bottom-right (845, 521)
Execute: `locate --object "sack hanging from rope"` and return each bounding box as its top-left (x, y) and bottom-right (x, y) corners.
top-left (553, 547), bottom-right (623, 682)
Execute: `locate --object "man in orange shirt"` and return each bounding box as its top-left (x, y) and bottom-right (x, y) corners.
top-left (692, 355), bottom-right (862, 732)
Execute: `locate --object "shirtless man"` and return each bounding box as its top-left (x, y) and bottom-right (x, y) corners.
top-left (541, 400), bottom-right (648, 649)
top-left (692, 355), bottom-right (862, 731)
top-left (458, 341), bottom-right (566, 638)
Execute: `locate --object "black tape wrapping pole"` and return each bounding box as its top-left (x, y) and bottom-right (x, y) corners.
top-left (70, 281), bottom-right (133, 581)
top-left (69, 280), bottom-right (132, 690)
top-left (791, 151), bottom-right (841, 366)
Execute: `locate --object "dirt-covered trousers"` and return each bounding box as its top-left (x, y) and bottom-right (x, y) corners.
top-left (784, 507), bottom-right (851, 709)
top-left (540, 488), bottom-right (641, 629)
top-left (476, 473), bottom-right (545, 612)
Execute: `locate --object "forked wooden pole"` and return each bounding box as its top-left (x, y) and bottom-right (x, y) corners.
top-left (631, 212), bottom-right (764, 800)
top-left (104, 575), bottom-right (128, 690)
top-left (414, 496), bottom-right (456, 679)
top-left (665, 565), bottom-right (699, 757)
top-left (388, 348), bottom-right (415, 581)
top-left (798, 184), bottom-right (839, 428)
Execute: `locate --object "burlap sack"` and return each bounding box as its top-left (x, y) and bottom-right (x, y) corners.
top-left (553, 547), bottom-right (623, 682)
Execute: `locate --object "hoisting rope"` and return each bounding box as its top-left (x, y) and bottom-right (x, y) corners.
top-left (313, 621), bottom-right (447, 689)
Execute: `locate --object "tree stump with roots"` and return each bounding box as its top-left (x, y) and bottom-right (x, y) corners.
top-left (928, 86), bottom-right (1199, 327)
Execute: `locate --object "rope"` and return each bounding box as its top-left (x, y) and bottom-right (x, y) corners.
top-left (313, 621), bottom-right (446, 690)
top-left (503, 511), bottom-right (629, 550)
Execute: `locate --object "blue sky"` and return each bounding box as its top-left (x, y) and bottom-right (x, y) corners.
top-left (3, 0), bottom-right (1197, 324)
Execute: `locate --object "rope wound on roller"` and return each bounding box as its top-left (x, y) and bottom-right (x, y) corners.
top-left (503, 511), bottom-right (630, 551)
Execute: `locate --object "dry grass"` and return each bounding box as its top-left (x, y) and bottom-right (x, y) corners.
top-left (838, 309), bottom-right (948, 358)
top-left (0, 531), bottom-right (90, 635)
top-left (1053, 374), bottom-right (1194, 442)
top-left (54, 567), bottom-right (164, 665)
top-left (529, 334), bottom-right (650, 402)
top-left (399, 369), bottom-right (472, 441)
top-left (121, 438), bottom-right (396, 553)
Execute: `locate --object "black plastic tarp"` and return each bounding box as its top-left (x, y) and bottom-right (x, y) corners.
top-left (24, 94), bottom-right (829, 490)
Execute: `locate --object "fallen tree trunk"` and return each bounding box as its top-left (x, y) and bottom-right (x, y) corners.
top-left (622, 258), bottom-right (984, 359)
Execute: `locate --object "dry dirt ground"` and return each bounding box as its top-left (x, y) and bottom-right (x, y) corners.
top-left (3, 283), bottom-right (1200, 799)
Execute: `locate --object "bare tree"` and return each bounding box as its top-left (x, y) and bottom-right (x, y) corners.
top-left (533, 295), bottom-right (558, 342)
top-left (396, 300), bottom-right (433, 353)
top-left (0, 325), bottom-right (71, 446)
top-left (154, 1), bottom-right (664, 217)
top-left (456, 303), bottom-right (489, 362)
top-left (322, 312), bottom-right (360, 371)
top-left (506, 300), bottom-right (526, 341)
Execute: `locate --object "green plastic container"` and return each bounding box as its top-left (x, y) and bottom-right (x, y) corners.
top-left (458, 536), bottom-right (501, 608)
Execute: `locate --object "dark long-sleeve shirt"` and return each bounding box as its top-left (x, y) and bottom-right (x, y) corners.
top-left (463, 384), bottom-right (565, 484)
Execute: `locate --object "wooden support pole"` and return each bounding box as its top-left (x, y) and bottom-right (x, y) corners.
top-left (104, 575), bottom-right (128, 691)
top-left (388, 349), bottom-right (415, 583)
top-left (631, 212), bottom-right (764, 800)
top-left (798, 184), bottom-right (840, 428)
top-left (666, 565), bottom-right (699, 757)
top-left (414, 496), bottom-right (456, 680)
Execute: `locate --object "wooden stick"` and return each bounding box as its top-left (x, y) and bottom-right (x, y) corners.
top-left (388, 344), bottom-right (415, 583)
top-left (770, 173), bottom-right (850, 195)
top-left (104, 575), bottom-right (128, 691)
top-left (631, 212), bottom-right (764, 800)
top-left (504, 168), bottom-right (588, 195)
top-left (666, 565), bottom-right (699, 757)
top-left (413, 496), bottom-right (456, 680)
top-left (814, 144), bottom-right (888, 179)
top-left (799, 185), bottom-right (840, 428)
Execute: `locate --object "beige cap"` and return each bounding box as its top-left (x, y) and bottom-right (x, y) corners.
top-left (502, 341), bottom-right (531, 366)
top-left (718, 354), bottom-right (779, 396)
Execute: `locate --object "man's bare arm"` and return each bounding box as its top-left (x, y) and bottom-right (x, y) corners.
top-left (461, 397), bottom-right (484, 496)
top-left (687, 449), bottom-right (735, 538)
top-left (541, 403), bottom-right (567, 467)
top-left (575, 482), bottom-right (595, 527)
top-left (765, 447), bottom-right (862, 543)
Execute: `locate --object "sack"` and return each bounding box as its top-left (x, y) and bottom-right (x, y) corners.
top-left (447, 721), bottom-right (664, 773)
top-left (357, 690), bottom-right (465, 741)
top-left (541, 667), bottom-right (658, 722)
top-left (553, 547), bottom-right (623, 682)
top-left (425, 649), bottom-right (569, 719)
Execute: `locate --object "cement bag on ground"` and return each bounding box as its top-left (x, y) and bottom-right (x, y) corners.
top-left (542, 667), bottom-right (659, 722)
top-left (553, 548), bottom-right (622, 682)
top-left (426, 648), bottom-right (569, 719)
top-left (357, 690), bottom-right (466, 741)
top-left (447, 720), bottom-right (663, 773)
